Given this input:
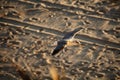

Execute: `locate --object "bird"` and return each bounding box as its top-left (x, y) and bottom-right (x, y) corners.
top-left (51, 27), bottom-right (83, 56)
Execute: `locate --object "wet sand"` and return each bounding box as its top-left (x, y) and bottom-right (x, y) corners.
top-left (0, 0), bottom-right (120, 80)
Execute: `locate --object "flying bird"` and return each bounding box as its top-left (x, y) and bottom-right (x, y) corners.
top-left (51, 27), bottom-right (83, 56)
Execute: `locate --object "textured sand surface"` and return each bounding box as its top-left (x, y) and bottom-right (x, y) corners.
top-left (0, 0), bottom-right (120, 80)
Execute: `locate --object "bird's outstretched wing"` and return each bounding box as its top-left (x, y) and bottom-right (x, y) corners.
top-left (51, 27), bottom-right (83, 55)
top-left (63, 27), bottom-right (83, 39)
top-left (51, 41), bottom-right (66, 55)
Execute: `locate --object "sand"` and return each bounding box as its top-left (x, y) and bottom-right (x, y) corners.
top-left (0, 0), bottom-right (120, 80)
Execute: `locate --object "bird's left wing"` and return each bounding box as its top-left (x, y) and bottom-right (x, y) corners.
top-left (51, 42), bottom-right (66, 55)
top-left (63, 27), bottom-right (83, 39)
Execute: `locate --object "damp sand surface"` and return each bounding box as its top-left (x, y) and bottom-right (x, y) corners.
top-left (0, 0), bottom-right (120, 80)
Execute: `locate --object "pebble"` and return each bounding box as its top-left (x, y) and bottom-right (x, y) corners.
top-left (65, 22), bottom-right (71, 26)
top-left (35, 40), bottom-right (42, 44)
top-left (96, 72), bottom-right (105, 77)
top-left (40, 3), bottom-right (46, 7)
top-left (49, 14), bottom-right (54, 18)
top-left (64, 17), bottom-right (69, 20)
top-left (8, 40), bottom-right (20, 45)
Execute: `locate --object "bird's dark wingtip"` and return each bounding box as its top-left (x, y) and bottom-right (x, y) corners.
top-left (51, 50), bottom-right (59, 56)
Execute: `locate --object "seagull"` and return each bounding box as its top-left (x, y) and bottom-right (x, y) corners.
top-left (51, 27), bottom-right (83, 56)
